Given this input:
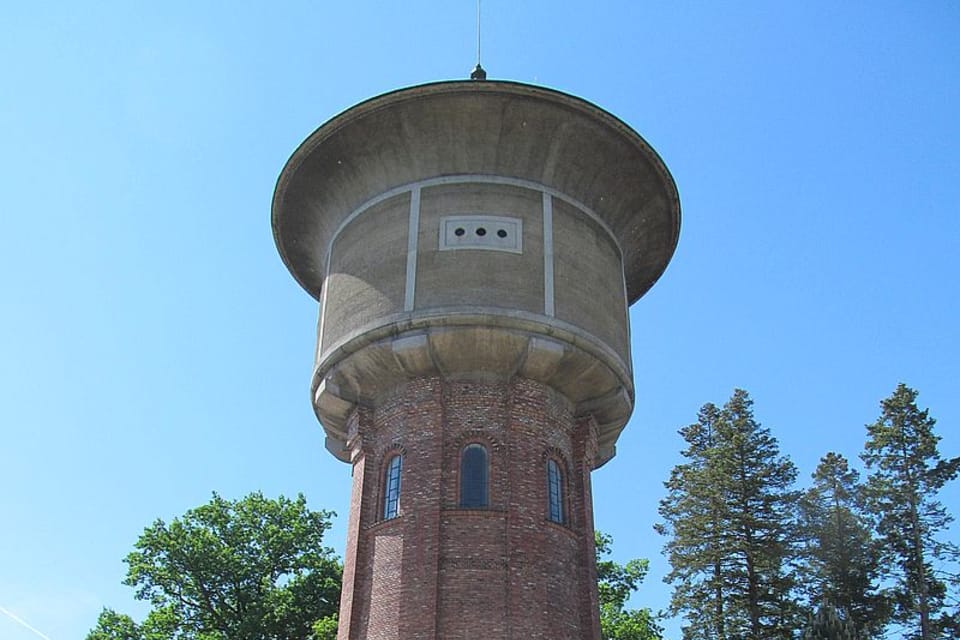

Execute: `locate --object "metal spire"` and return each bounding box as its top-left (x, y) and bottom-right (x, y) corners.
top-left (470, 0), bottom-right (486, 80)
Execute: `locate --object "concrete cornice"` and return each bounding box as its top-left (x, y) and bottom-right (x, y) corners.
top-left (311, 310), bottom-right (634, 467)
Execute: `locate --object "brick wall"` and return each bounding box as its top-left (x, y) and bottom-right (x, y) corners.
top-left (336, 377), bottom-right (602, 640)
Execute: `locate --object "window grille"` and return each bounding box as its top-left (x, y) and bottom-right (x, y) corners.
top-left (383, 454), bottom-right (402, 520)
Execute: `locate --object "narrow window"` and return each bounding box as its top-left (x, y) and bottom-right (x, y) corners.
top-left (382, 454), bottom-right (402, 520)
top-left (547, 459), bottom-right (565, 524)
top-left (460, 444), bottom-right (488, 508)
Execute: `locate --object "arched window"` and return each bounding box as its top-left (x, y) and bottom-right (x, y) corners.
top-left (382, 454), bottom-right (402, 520)
top-left (459, 444), bottom-right (488, 508)
top-left (547, 458), bottom-right (565, 524)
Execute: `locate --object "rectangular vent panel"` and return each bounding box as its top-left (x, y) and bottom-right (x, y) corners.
top-left (439, 216), bottom-right (523, 253)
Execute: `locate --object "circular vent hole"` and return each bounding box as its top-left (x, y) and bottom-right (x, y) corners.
top-left (454, 227), bottom-right (465, 237)
top-left (497, 229), bottom-right (507, 238)
top-left (476, 227), bottom-right (487, 236)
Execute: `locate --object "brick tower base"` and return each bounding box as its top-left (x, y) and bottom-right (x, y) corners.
top-left (336, 376), bottom-right (602, 640)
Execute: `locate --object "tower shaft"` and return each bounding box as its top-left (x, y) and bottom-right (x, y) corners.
top-left (339, 378), bottom-right (600, 640)
top-left (272, 81), bottom-right (680, 639)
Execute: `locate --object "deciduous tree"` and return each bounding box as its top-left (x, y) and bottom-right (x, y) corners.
top-left (596, 531), bottom-right (663, 640)
top-left (86, 609), bottom-right (141, 640)
top-left (86, 492), bottom-right (341, 640)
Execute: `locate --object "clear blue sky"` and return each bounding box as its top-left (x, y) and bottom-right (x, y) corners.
top-left (2, 2), bottom-right (958, 638)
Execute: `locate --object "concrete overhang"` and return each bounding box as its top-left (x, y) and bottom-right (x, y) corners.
top-left (272, 80), bottom-right (680, 305)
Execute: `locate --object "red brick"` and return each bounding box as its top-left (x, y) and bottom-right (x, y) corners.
top-left (336, 377), bottom-right (601, 640)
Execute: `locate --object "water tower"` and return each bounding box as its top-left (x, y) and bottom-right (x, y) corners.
top-left (272, 79), bottom-right (679, 639)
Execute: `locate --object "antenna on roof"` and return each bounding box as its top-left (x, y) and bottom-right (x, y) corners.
top-left (470, 0), bottom-right (487, 80)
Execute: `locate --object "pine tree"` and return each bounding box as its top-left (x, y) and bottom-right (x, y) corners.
top-left (656, 402), bottom-right (728, 640)
top-left (801, 604), bottom-right (861, 640)
top-left (861, 384), bottom-right (960, 640)
top-left (799, 453), bottom-right (888, 638)
top-left (718, 389), bottom-right (802, 639)
top-left (658, 390), bottom-right (802, 639)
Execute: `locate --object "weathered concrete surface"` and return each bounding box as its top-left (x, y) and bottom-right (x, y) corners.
top-left (312, 316), bottom-right (632, 465)
top-left (272, 81), bottom-right (679, 303)
top-left (272, 80), bottom-right (680, 467)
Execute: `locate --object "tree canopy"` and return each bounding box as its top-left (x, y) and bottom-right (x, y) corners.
top-left (861, 384), bottom-right (960, 640)
top-left (596, 531), bottom-right (663, 640)
top-left (91, 494), bottom-right (665, 640)
top-left (658, 389), bottom-right (801, 640)
top-left (800, 604), bottom-right (862, 640)
top-left (798, 453), bottom-right (888, 637)
top-left (87, 492), bottom-right (341, 640)
top-left (88, 384), bottom-right (958, 640)
top-left (659, 384), bottom-right (958, 640)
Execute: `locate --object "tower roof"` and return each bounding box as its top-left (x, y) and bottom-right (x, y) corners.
top-left (272, 80), bottom-right (680, 304)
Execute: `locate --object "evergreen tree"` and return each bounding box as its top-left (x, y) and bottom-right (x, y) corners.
top-left (801, 604), bottom-right (861, 640)
top-left (718, 389), bottom-right (802, 639)
top-left (656, 402), bottom-right (728, 640)
top-left (658, 390), bottom-right (802, 640)
top-left (861, 384), bottom-right (960, 640)
top-left (799, 453), bottom-right (888, 638)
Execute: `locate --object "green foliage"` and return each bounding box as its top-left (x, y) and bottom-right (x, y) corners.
top-left (311, 615), bottom-right (338, 640)
top-left (655, 402), bottom-right (728, 639)
top-left (801, 604), bottom-right (861, 640)
top-left (657, 389), bottom-right (801, 640)
top-left (596, 532), bottom-right (663, 640)
top-left (87, 609), bottom-right (142, 640)
top-left (861, 384), bottom-right (960, 640)
top-left (798, 453), bottom-right (888, 637)
top-left (84, 384), bottom-right (957, 640)
top-left (86, 605), bottom-right (183, 640)
top-left (87, 492), bottom-right (342, 640)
